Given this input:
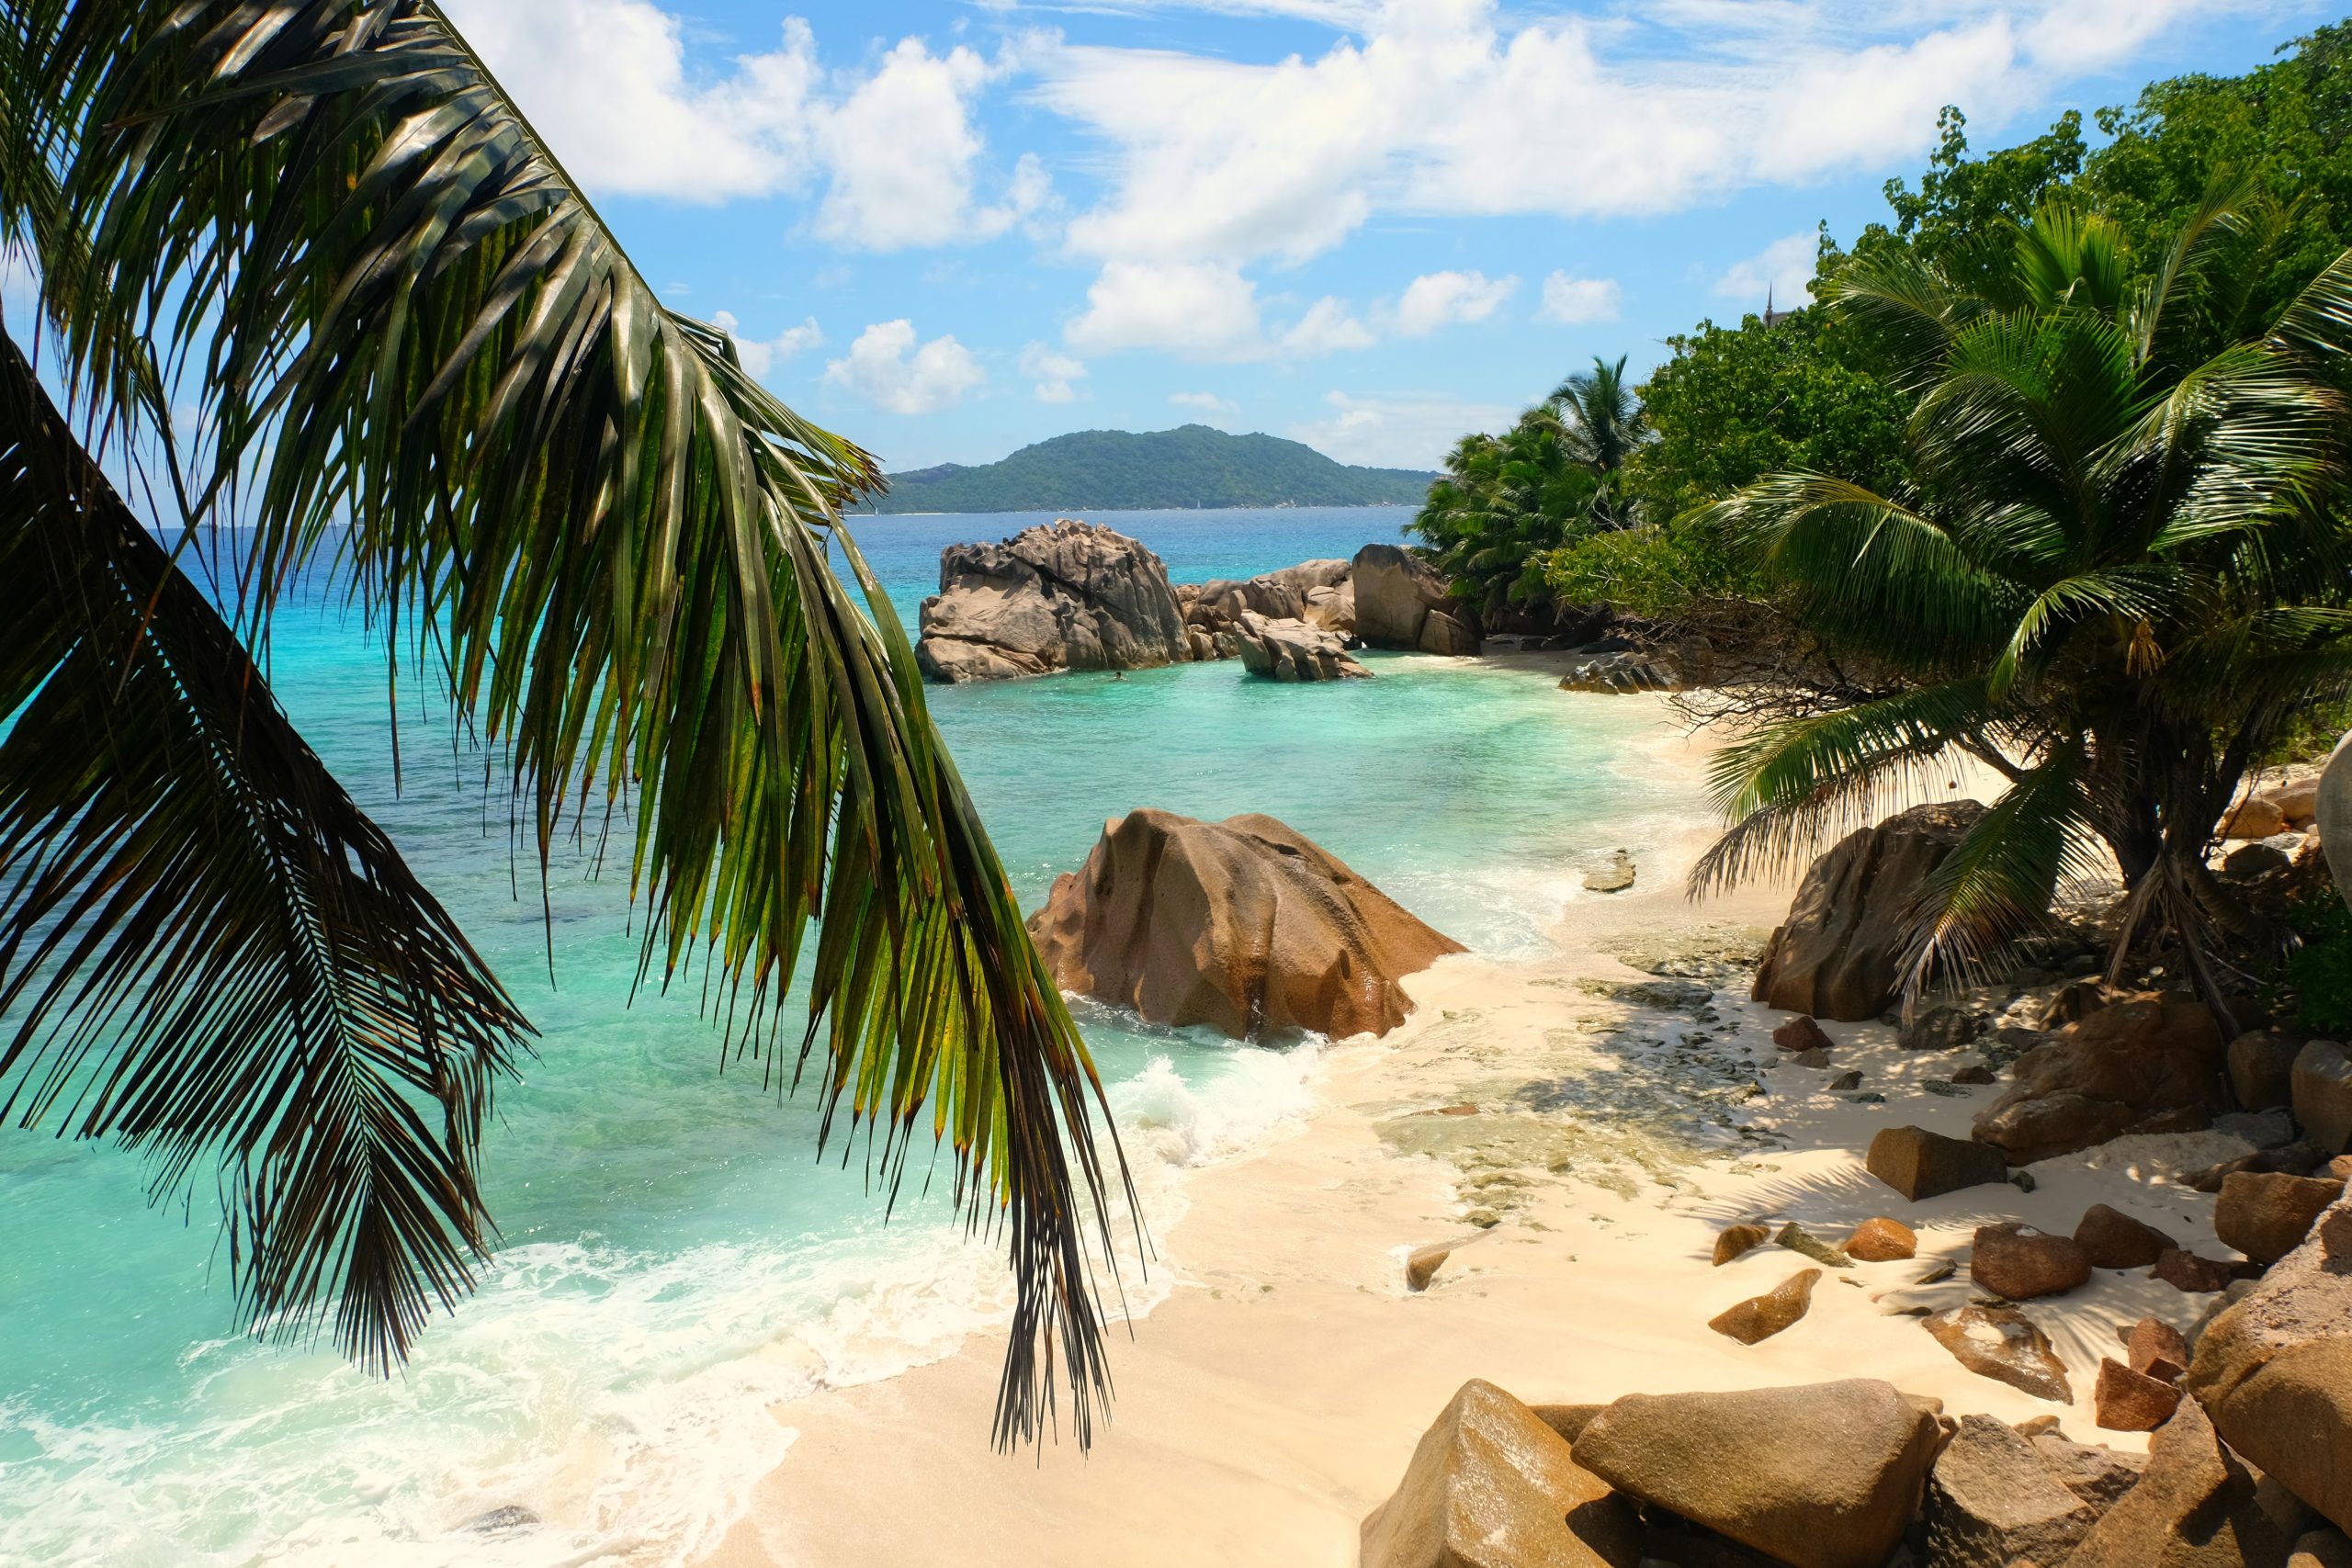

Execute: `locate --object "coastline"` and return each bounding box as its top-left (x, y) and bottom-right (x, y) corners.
top-left (699, 716), bottom-right (2244, 1568)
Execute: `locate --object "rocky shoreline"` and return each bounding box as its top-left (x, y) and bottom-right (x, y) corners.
top-left (910, 517), bottom-right (1667, 686)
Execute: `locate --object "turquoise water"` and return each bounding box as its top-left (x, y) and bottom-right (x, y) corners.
top-left (0, 510), bottom-right (1706, 1568)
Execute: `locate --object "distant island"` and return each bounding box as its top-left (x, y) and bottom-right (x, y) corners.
top-left (859, 424), bottom-right (1437, 513)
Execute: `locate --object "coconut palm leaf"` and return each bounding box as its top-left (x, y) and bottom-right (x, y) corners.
top-left (0, 331), bottom-right (526, 1372)
top-left (7, 0), bottom-right (1126, 1447)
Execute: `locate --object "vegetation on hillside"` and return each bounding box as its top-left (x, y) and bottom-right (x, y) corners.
top-left (1414, 21), bottom-right (2352, 1013)
top-left (868, 424), bottom-right (1433, 513)
top-left (0, 0), bottom-right (1119, 1445)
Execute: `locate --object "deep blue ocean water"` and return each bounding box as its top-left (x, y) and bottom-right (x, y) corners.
top-left (0, 509), bottom-right (1709, 1568)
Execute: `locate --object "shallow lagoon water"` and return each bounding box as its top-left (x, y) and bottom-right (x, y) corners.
top-left (0, 509), bottom-right (1708, 1568)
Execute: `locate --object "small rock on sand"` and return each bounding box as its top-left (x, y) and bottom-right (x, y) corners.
top-left (2094, 1357), bottom-right (2183, 1431)
top-left (1970, 1223), bottom-right (2091, 1301)
top-left (2075, 1203), bottom-right (2178, 1269)
top-left (1774, 1015), bottom-right (1834, 1054)
top-left (1843, 1217), bottom-right (1917, 1261)
top-left (1925, 1304), bottom-right (2074, 1403)
top-left (1582, 851), bottom-right (1636, 894)
top-left (1713, 1222), bottom-right (1772, 1267)
top-left (2125, 1316), bottom-right (2191, 1382)
top-left (2152, 1247), bottom-right (2235, 1293)
top-left (1776, 1221), bottom-right (1854, 1269)
top-left (1404, 1243), bottom-right (1452, 1292)
top-left (1709, 1268), bottom-right (1822, 1345)
top-left (1867, 1124), bottom-right (2009, 1201)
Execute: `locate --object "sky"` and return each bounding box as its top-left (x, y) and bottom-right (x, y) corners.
top-left (438, 0), bottom-right (2332, 473)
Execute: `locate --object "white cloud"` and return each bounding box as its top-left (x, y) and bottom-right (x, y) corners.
top-left (1392, 269), bottom-right (1518, 336)
top-left (1066, 260), bottom-right (1264, 359)
top-left (712, 310), bottom-right (824, 378)
top-left (824, 321), bottom-right (985, 414)
top-left (1536, 272), bottom-right (1622, 325)
top-left (815, 40), bottom-right (1042, 249)
top-left (1030, 0), bottom-right (2236, 275)
top-left (442, 0), bottom-right (1038, 247)
top-left (1714, 231), bottom-right (1820, 309)
top-left (1279, 297), bottom-right (1376, 355)
top-left (1289, 389), bottom-right (1516, 469)
top-left (1021, 342), bottom-right (1088, 403)
top-left (1170, 390), bottom-right (1241, 423)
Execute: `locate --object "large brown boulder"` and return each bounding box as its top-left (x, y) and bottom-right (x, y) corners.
top-left (1352, 544), bottom-right (1479, 656)
top-left (1866, 1124), bottom-right (2009, 1201)
top-left (1970, 1223), bottom-right (2091, 1301)
top-left (2214, 1171), bottom-right (2346, 1265)
top-left (1570, 1380), bottom-right (1941, 1568)
top-left (2064, 1399), bottom-right (2290, 1567)
top-left (915, 519), bottom-right (1193, 682)
top-left (2295, 1040), bottom-right (2352, 1154)
top-left (1231, 611), bottom-right (1370, 682)
top-left (2187, 1190), bottom-right (2352, 1532)
top-left (1971, 997), bottom-right (2228, 1165)
top-left (1917, 1414), bottom-right (2100, 1568)
top-left (1923, 1305), bottom-right (2074, 1403)
top-left (1025, 809), bottom-right (1463, 1041)
top-left (1751, 802), bottom-right (1987, 1021)
top-left (1359, 1379), bottom-right (1642, 1568)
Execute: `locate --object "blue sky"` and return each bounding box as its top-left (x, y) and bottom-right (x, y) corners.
top-left (443, 0), bottom-right (2330, 472)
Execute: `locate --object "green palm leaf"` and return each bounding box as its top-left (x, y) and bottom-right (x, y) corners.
top-left (8, 0), bottom-right (1129, 1447)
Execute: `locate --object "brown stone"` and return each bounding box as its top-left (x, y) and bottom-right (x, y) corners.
top-left (2153, 1247), bottom-right (2237, 1293)
top-left (2226, 796), bottom-right (2291, 839)
top-left (2075, 1203), bottom-right (2181, 1269)
top-left (1572, 1380), bottom-right (1941, 1568)
top-left (2232, 1031), bottom-right (2303, 1111)
top-left (1406, 1243), bottom-right (1452, 1292)
top-left (1951, 1062), bottom-right (1998, 1086)
top-left (1786, 1046), bottom-right (1832, 1069)
top-left (1751, 802), bottom-right (1987, 1021)
top-left (1711, 1222), bottom-right (1771, 1267)
top-left (1710, 1269), bottom-right (1821, 1345)
top-left (2191, 1144), bottom-right (2325, 1192)
top-left (1351, 544), bottom-right (1480, 656)
top-left (1774, 1014), bottom-right (1835, 1053)
top-left (1843, 1217), bottom-right (1917, 1261)
top-left (1712, 1222), bottom-right (1771, 1267)
top-left (2064, 1399), bottom-right (2290, 1568)
top-left (2032, 1432), bottom-right (2148, 1509)
top-left (2332, 1155), bottom-right (2352, 1181)
top-left (2294, 1040), bottom-right (2352, 1154)
top-left (1972, 997), bottom-right (2228, 1165)
top-left (1866, 1123), bottom-right (2010, 1201)
top-left (1917, 1414), bottom-right (2099, 1568)
top-left (1971, 1223), bottom-right (2092, 1301)
top-left (1359, 1378), bottom-right (1643, 1568)
top-left (915, 519), bottom-right (1195, 682)
top-left (2095, 1357), bottom-right (2184, 1431)
top-left (2126, 1317), bottom-right (2192, 1382)
top-left (1231, 610), bottom-right (1372, 682)
top-left (1530, 1404), bottom-right (1606, 1445)
top-left (1924, 1304), bottom-right (2074, 1403)
top-left (1025, 809), bottom-right (1463, 1041)
top-left (2294, 1528), bottom-right (2352, 1568)
top-left (2215, 1171), bottom-right (2346, 1265)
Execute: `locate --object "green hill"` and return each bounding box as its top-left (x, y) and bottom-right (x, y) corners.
top-left (861, 425), bottom-right (1435, 513)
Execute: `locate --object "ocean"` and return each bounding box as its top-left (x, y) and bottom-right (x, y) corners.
top-left (0, 508), bottom-right (1712, 1568)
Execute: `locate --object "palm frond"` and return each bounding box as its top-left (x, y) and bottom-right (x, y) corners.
top-left (0, 330), bottom-right (527, 1372)
top-left (21, 0), bottom-right (1126, 1444)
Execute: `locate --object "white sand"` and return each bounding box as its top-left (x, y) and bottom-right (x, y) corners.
top-left (699, 732), bottom-right (2241, 1568)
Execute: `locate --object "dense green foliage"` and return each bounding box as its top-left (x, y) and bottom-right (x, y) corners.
top-left (1702, 191), bottom-right (2352, 1013)
top-left (868, 424), bottom-right (1433, 513)
top-left (2280, 889), bottom-right (2352, 1034)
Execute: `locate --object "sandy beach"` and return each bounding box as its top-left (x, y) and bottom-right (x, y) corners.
top-left (700, 722), bottom-right (2253, 1568)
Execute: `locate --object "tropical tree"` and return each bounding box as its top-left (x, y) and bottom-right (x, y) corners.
top-left (1408, 410), bottom-right (1600, 618)
top-left (1552, 355), bottom-right (1653, 528)
top-left (0, 0), bottom-right (1122, 1447)
top-left (1696, 189), bottom-right (2352, 1026)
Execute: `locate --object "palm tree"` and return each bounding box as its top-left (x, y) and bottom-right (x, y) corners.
top-left (0, 0), bottom-right (1123, 1448)
top-left (1409, 411), bottom-right (1600, 617)
top-left (1697, 189), bottom-right (2352, 1024)
top-left (1551, 354), bottom-right (1652, 528)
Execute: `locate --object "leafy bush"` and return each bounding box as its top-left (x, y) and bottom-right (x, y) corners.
top-left (2282, 888), bottom-right (2352, 1034)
